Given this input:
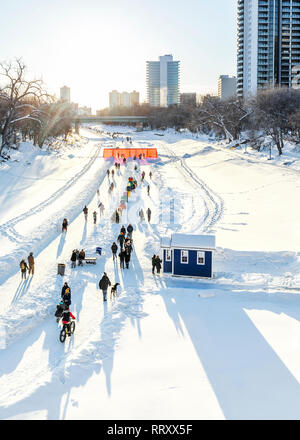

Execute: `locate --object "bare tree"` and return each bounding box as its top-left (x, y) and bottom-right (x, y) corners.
top-left (0, 59), bottom-right (50, 155)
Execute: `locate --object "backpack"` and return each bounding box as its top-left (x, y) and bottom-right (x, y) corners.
top-left (20, 262), bottom-right (26, 270)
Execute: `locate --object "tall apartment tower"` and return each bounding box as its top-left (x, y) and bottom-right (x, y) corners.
top-left (218, 75), bottom-right (237, 99)
top-left (60, 86), bottom-right (71, 102)
top-left (237, 0), bottom-right (300, 98)
top-left (146, 54), bottom-right (180, 107)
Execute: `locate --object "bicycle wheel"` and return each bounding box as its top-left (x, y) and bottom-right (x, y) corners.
top-left (70, 321), bottom-right (75, 334)
top-left (59, 328), bottom-right (66, 343)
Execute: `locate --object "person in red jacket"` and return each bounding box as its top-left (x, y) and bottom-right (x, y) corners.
top-left (61, 307), bottom-right (76, 336)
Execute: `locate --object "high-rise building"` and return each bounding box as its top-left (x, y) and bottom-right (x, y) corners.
top-left (237, 0), bottom-right (300, 98)
top-left (109, 90), bottom-right (121, 108)
top-left (60, 86), bottom-right (71, 102)
top-left (130, 90), bottom-right (140, 106)
top-left (146, 54), bottom-right (180, 107)
top-left (120, 92), bottom-right (131, 107)
top-left (218, 75), bottom-right (237, 100)
top-left (109, 90), bottom-right (140, 108)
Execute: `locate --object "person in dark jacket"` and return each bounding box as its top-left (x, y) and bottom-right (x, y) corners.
top-left (124, 249), bottom-right (131, 269)
top-left (120, 225), bottom-right (126, 235)
top-left (127, 224), bottom-right (133, 239)
top-left (146, 208), bottom-right (152, 222)
top-left (62, 287), bottom-right (71, 307)
top-left (70, 250), bottom-right (77, 268)
top-left (119, 249), bottom-right (126, 269)
top-left (147, 185), bottom-right (150, 196)
top-left (117, 232), bottom-right (125, 249)
top-left (152, 255), bottom-right (156, 274)
top-left (28, 252), bottom-right (35, 276)
top-left (78, 249), bottom-right (85, 266)
top-left (111, 242), bottom-right (118, 260)
top-left (20, 259), bottom-right (29, 279)
top-left (99, 272), bottom-right (111, 301)
top-left (155, 256), bottom-right (162, 274)
top-left (124, 240), bottom-right (133, 254)
top-left (115, 210), bottom-right (120, 224)
top-left (61, 282), bottom-right (71, 297)
top-left (83, 206), bottom-right (88, 221)
top-left (62, 218), bottom-right (68, 233)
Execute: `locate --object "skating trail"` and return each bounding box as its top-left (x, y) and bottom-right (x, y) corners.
top-left (1, 126), bottom-right (300, 419)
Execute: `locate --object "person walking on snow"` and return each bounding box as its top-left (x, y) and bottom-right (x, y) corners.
top-left (147, 185), bottom-right (150, 196)
top-left (111, 169), bottom-right (115, 178)
top-left (124, 248), bottom-right (131, 269)
top-left (20, 259), bottom-right (28, 280)
top-left (141, 171), bottom-right (145, 182)
top-left (61, 283), bottom-right (71, 307)
top-left (83, 206), bottom-right (88, 221)
top-left (119, 249), bottom-right (126, 269)
top-left (93, 211), bottom-right (97, 224)
top-left (28, 252), bottom-right (35, 276)
top-left (152, 255), bottom-right (156, 274)
top-left (62, 218), bottom-right (68, 233)
top-left (99, 272), bottom-right (111, 301)
top-left (120, 225), bottom-right (126, 235)
top-left (99, 202), bottom-right (105, 216)
top-left (127, 224), bottom-right (133, 239)
top-left (139, 209), bottom-right (145, 222)
top-left (107, 169), bottom-right (110, 178)
top-left (155, 255), bottom-right (162, 274)
top-left (70, 250), bottom-right (77, 268)
top-left (149, 171), bottom-right (152, 179)
top-left (78, 249), bottom-right (85, 266)
top-left (117, 231), bottom-right (125, 249)
top-left (111, 242), bottom-right (118, 260)
top-left (115, 210), bottom-right (120, 224)
top-left (146, 208), bottom-right (152, 222)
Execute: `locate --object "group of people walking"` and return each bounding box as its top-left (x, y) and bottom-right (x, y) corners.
top-left (70, 249), bottom-right (86, 268)
top-left (112, 224), bottom-right (134, 270)
top-left (152, 254), bottom-right (162, 275)
top-left (19, 252), bottom-right (35, 279)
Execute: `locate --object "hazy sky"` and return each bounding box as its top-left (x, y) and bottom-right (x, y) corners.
top-left (0, 0), bottom-right (237, 111)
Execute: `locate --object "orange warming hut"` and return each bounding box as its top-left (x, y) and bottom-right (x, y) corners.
top-left (103, 148), bottom-right (158, 159)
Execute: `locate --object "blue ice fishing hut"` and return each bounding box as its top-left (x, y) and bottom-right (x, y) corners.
top-left (160, 233), bottom-right (216, 279)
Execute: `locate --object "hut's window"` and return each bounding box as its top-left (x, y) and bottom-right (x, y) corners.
top-left (166, 250), bottom-right (172, 261)
top-left (181, 250), bottom-right (189, 264)
top-left (197, 251), bottom-right (205, 265)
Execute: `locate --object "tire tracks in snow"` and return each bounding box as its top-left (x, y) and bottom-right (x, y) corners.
top-left (158, 143), bottom-right (224, 233)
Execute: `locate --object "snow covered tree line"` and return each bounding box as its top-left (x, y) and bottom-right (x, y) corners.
top-left (0, 59), bottom-right (76, 157)
top-left (148, 88), bottom-right (300, 156)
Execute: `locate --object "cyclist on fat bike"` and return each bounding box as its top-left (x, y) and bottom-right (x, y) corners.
top-left (61, 307), bottom-right (76, 335)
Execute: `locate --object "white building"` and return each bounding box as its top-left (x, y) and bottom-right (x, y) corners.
top-left (218, 75), bottom-right (237, 100)
top-left (146, 54), bottom-right (180, 107)
top-left (60, 86), bottom-right (70, 103)
top-left (237, 0), bottom-right (300, 98)
top-left (109, 90), bottom-right (140, 108)
top-left (120, 92), bottom-right (131, 107)
top-left (109, 90), bottom-right (120, 108)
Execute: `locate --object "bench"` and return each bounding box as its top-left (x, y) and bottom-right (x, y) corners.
top-left (84, 257), bottom-right (97, 265)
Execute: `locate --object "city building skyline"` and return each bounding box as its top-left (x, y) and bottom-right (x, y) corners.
top-left (60, 85), bottom-right (70, 103)
top-left (218, 75), bottom-right (237, 100)
top-left (109, 90), bottom-right (140, 108)
top-left (237, 0), bottom-right (300, 98)
top-left (146, 54), bottom-right (180, 107)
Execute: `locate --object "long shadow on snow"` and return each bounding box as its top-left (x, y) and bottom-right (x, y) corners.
top-left (158, 281), bottom-right (300, 419)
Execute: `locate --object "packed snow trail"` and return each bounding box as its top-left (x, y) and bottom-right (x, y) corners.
top-left (2, 126), bottom-right (300, 419)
